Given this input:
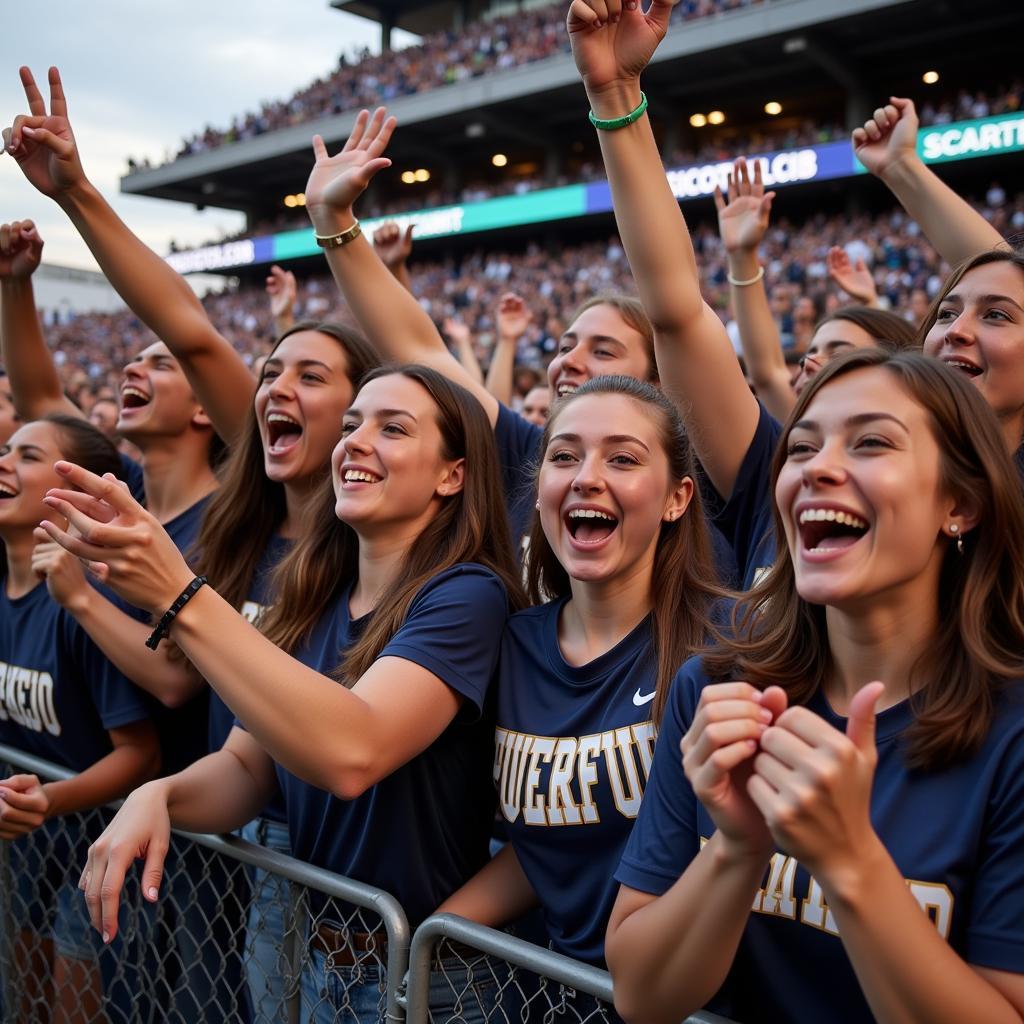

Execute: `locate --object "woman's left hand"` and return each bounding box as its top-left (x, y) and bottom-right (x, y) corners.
top-left (38, 461), bottom-right (194, 616)
top-left (746, 682), bottom-right (885, 882)
top-left (0, 774), bottom-right (49, 839)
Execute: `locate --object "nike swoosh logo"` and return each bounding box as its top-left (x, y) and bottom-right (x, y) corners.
top-left (633, 689), bottom-right (656, 706)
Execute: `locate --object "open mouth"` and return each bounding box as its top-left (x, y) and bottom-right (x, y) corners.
top-left (556, 382), bottom-right (580, 398)
top-left (565, 507), bottom-right (619, 548)
top-left (266, 412), bottom-right (304, 455)
top-left (120, 386), bottom-right (151, 410)
top-left (798, 507), bottom-right (869, 554)
top-left (942, 357), bottom-right (983, 379)
top-left (0, 481), bottom-right (18, 500)
top-left (341, 467), bottom-right (383, 487)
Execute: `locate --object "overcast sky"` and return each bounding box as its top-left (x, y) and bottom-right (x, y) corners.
top-left (0, 0), bottom-right (416, 271)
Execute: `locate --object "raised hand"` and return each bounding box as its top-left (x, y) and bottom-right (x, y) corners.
top-left (680, 682), bottom-right (787, 859)
top-left (826, 245), bottom-right (878, 306)
top-left (567, 0), bottom-right (677, 98)
top-left (0, 219), bottom-right (44, 279)
top-left (852, 97), bottom-right (919, 179)
top-left (81, 781), bottom-right (172, 942)
top-left (3, 67), bottom-right (87, 198)
top-left (0, 774), bottom-right (49, 840)
top-left (713, 158), bottom-right (776, 255)
top-left (442, 317), bottom-right (472, 348)
top-left (31, 529), bottom-right (91, 612)
top-left (373, 221), bottom-right (414, 269)
top-left (265, 264), bottom-right (297, 321)
top-left (38, 462), bottom-right (194, 615)
top-left (747, 682), bottom-right (885, 879)
top-left (496, 293), bottom-right (531, 342)
top-left (304, 108), bottom-right (396, 234)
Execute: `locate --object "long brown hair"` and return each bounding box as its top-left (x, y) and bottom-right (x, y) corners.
top-left (260, 365), bottom-right (526, 679)
top-left (817, 305), bottom-right (918, 351)
top-left (704, 349), bottom-right (1024, 768)
top-left (191, 321), bottom-right (380, 612)
top-left (525, 376), bottom-right (724, 726)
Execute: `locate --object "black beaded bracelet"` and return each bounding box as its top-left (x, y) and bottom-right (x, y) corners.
top-left (145, 576), bottom-right (208, 650)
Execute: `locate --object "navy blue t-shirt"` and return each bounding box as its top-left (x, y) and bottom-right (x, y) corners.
top-left (118, 453), bottom-right (146, 504)
top-left (494, 402), bottom-right (543, 547)
top-left (274, 563), bottom-right (508, 925)
top-left (496, 597), bottom-right (658, 965)
top-left (711, 401), bottom-right (782, 591)
top-left (617, 656), bottom-right (1024, 1023)
top-left (209, 532), bottom-right (292, 824)
top-left (0, 580), bottom-right (150, 772)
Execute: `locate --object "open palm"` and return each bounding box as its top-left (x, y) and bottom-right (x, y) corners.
top-left (714, 158), bottom-right (774, 254)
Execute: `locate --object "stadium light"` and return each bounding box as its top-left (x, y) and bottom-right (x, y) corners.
top-left (401, 171), bottom-right (417, 184)
top-left (414, 168), bottom-right (431, 182)
top-left (923, 70), bottom-right (939, 85)
top-left (708, 110), bottom-right (725, 125)
top-left (295, 193), bottom-right (306, 206)
top-left (284, 194), bottom-right (297, 208)
top-left (689, 113), bottom-right (707, 128)
top-left (765, 101), bottom-right (783, 116)
top-left (492, 153), bottom-right (508, 167)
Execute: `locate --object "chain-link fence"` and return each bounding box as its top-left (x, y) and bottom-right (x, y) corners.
top-left (0, 743), bottom-right (410, 1024)
top-left (402, 913), bottom-right (736, 1024)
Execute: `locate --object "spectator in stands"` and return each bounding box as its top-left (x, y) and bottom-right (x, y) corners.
top-left (520, 384), bottom-right (550, 426)
top-left (50, 366), bottom-right (524, 1024)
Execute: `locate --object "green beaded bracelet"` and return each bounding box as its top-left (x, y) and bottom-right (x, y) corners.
top-left (588, 91), bottom-right (648, 131)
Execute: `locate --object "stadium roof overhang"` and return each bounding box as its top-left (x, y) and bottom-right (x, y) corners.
top-left (329, 0), bottom-right (490, 38)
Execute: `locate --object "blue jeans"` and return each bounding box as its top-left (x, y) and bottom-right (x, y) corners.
top-left (301, 947), bottom-right (499, 1024)
top-left (241, 816), bottom-right (293, 1023)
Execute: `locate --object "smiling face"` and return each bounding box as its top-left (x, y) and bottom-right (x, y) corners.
top-left (537, 393), bottom-right (692, 587)
top-left (117, 342), bottom-right (206, 443)
top-left (545, 304), bottom-right (653, 399)
top-left (776, 367), bottom-right (957, 610)
top-left (331, 373), bottom-right (463, 540)
top-left (255, 330), bottom-right (355, 485)
top-left (0, 420), bottom-right (65, 537)
top-left (793, 319), bottom-right (879, 397)
top-left (923, 261), bottom-right (1024, 439)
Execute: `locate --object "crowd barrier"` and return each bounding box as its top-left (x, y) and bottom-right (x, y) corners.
top-left (0, 744), bottom-right (735, 1024)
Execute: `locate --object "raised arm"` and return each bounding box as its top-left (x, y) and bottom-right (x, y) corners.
top-left (567, 0), bottom-right (760, 498)
top-left (826, 246), bottom-right (880, 308)
top-left (853, 97), bottom-right (1005, 267)
top-left (265, 264), bottom-right (297, 338)
top-left (443, 317), bottom-right (485, 386)
top-left (302, 110), bottom-right (500, 426)
top-left (484, 293), bottom-right (531, 406)
top-left (713, 160), bottom-right (795, 422)
top-left (372, 221), bottom-right (415, 294)
top-left (0, 219), bottom-right (81, 420)
top-left (4, 67), bottom-right (255, 443)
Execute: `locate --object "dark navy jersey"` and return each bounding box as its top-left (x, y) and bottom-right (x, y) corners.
top-left (274, 563), bottom-right (508, 925)
top-left (118, 453), bottom-right (146, 504)
top-left (210, 532), bottom-right (292, 824)
top-left (494, 402), bottom-right (544, 547)
top-left (496, 597), bottom-right (659, 965)
top-left (618, 656), bottom-right (1024, 1023)
top-left (710, 401), bottom-right (781, 591)
top-left (0, 580), bottom-right (150, 772)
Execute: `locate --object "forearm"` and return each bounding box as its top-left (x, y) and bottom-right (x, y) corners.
top-left (436, 842), bottom-right (539, 926)
top-left (388, 260), bottom-right (414, 295)
top-left (43, 739), bottom-right (159, 819)
top-left (880, 156), bottom-right (1005, 267)
top-left (484, 338), bottom-right (517, 406)
top-left (452, 331), bottom-right (484, 386)
top-left (70, 590), bottom-right (203, 707)
top-left (168, 587), bottom-right (379, 794)
top-left (56, 181), bottom-right (252, 441)
top-left (825, 839), bottom-right (1023, 1024)
top-left (607, 833), bottom-right (767, 1024)
top-left (727, 250), bottom-right (795, 421)
top-left (272, 309), bottom-right (295, 338)
top-left (0, 277), bottom-right (81, 420)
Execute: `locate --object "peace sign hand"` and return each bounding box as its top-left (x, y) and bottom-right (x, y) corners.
top-left (3, 67), bottom-right (87, 199)
top-left (304, 108), bottom-right (396, 236)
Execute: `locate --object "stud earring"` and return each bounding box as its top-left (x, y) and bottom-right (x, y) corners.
top-left (950, 523), bottom-right (964, 555)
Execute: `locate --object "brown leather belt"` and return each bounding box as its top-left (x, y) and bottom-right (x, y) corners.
top-left (309, 925), bottom-right (484, 969)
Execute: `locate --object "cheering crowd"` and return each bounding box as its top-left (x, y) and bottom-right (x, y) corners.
top-left (2, 1), bottom-right (1024, 1022)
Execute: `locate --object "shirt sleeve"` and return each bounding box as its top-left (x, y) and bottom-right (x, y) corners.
top-left (494, 403), bottom-right (543, 501)
top-left (964, 706), bottom-right (1024, 971)
top-left (711, 402), bottom-right (783, 587)
top-left (380, 565), bottom-right (509, 717)
top-left (615, 658), bottom-right (704, 894)
top-left (58, 610), bottom-right (151, 731)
